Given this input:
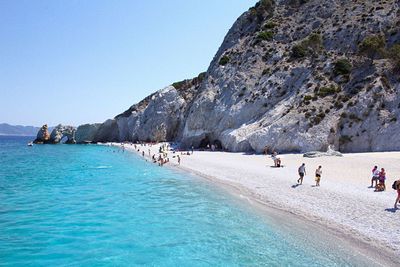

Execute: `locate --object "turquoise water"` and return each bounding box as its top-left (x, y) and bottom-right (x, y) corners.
top-left (0, 136), bottom-right (375, 266)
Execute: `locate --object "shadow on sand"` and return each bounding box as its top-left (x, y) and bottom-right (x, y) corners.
top-left (291, 184), bottom-right (300, 188)
top-left (384, 208), bottom-right (397, 213)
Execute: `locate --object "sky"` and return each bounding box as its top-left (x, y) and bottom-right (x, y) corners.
top-left (0, 0), bottom-right (257, 127)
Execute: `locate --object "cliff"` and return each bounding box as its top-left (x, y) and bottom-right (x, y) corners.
top-left (61, 0), bottom-right (400, 152)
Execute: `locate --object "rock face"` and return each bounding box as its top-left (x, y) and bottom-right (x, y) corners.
top-left (92, 119), bottom-right (120, 142)
top-left (57, 0), bottom-right (400, 153)
top-left (75, 123), bottom-right (101, 143)
top-left (49, 125), bottom-right (76, 144)
top-left (33, 124), bottom-right (51, 143)
top-left (179, 0), bottom-right (400, 153)
top-left (90, 74), bottom-right (204, 143)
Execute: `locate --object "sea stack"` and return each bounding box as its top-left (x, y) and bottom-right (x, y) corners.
top-left (33, 124), bottom-right (50, 144)
top-left (33, 124), bottom-right (76, 144)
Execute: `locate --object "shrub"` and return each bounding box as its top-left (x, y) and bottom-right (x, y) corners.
top-left (317, 112), bottom-right (325, 119)
top-left (291, 33), bottom-right (323, 59)
top-left (172, 80), bottom-right (186, 90)
top-left (257, 31), bottom-right (274, 41)
top-left (312, 116), bottom-right (322, 125)
top-left (263, 21), bottom-right (277, 29)
top-left (334, 101), bottom-right (344, 109)
top-left (291, 44), bottom-right (307, 58)
top-left (258, 0), bottom-right (274, 9)
top-left (334, 59), bottom-right (352, 76)
top-left (349, 113), bottom-right (362, 122)
top-left (197, 72), bottom-right (206, 82)
top-left (250, 0), bottom-right (274, 21)
top-left (219, 55), bottom-right (230, 66)
top-left (317, 85), bottom-right (339, 97)
top-left (389, 44), bottom-right (400, 69)
top-left (358, 34), bottom-right (386, 59)
top-left (307, 33), bottom-right (323, 51)
top-left (289, 0), bottom-right (310, 5)
top-left (304, 95), bottom-right (313, 101)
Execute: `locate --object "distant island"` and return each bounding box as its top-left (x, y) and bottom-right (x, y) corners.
top-left (0, 123), bottom-right (53, 136)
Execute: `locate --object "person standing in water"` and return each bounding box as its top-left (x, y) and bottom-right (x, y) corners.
top-left (315, 166), bottom-right (322, 186)
top-left (297, 163), bottom-right (306, 185)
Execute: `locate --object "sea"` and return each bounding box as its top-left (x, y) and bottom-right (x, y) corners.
top-left (0, 136), bottom-right (378, 266)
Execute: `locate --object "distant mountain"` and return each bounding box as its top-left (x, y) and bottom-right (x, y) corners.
top-left (0, 123), bottom-right (41, 136)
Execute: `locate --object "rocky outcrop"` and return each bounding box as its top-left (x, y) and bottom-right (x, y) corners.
top-left (33, 124), bottom-right (76, 144)
top-left (105, 73), bottom-right (204, 143)
top-left (75, 123), bottom-right (101, 143)
top-left (49, 125), bottom-right (76, 144)
top-left (47, 0), bottom-right (400, 153)
top-left (303, 145), bottom-right (343, 158)
top-left (92, 119), bottom-right (119, 142)
top-left (33, 124), bottom-right (51, 144)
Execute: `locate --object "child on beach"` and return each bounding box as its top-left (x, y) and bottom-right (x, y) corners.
top-left (271, 151), bottom-right (281, 167)
top-left (315, 166), bottom-right (322, 186)
top-left (371, 166), bottom-right (379, 188)
top-left (375, 168), bottom-right (386, 192)
top-left (297, 163), bottom-right (306, 185)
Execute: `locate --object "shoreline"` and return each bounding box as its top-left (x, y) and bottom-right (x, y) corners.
top-left (111, 142), bottom-right (400, 265)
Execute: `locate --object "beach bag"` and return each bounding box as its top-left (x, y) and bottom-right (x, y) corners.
top-left (392, 181), bottom-right (397, 190)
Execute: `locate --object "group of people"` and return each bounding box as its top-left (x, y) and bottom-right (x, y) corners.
top-left (132, 142), bottom-right (188, 167)
top-left (369, 166), bottom-right (400, 208)
top-left (296, 163), bottom-right (322, 187)
top-left (268, 151), bottom-right (323, 186)
top-left (370, 166), bottom-right (387, 191)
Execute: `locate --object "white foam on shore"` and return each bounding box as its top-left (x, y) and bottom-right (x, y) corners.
top-left (109, 142), bottom-right (400, 265)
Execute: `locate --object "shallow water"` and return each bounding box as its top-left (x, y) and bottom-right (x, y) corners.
top-left (0, 136), bottom-right (380, 266)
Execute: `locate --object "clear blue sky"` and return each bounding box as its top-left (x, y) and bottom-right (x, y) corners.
top-left (0, 0), bottom-right (257, 127)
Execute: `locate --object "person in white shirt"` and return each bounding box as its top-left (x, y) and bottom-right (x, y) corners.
top-left (370, 166), bottom-right (379, 188)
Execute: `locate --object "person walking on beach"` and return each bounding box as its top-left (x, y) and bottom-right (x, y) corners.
top-left (371, 166), bottom-right (379, 188)
top-left (177, 155), bottom-right (181, 165)
top-left (315, 166), bottom-right (322, 186)
top-left (297, 163), bottom-right (306, 185)
top-left (393, 179), bottom-right (400, 209)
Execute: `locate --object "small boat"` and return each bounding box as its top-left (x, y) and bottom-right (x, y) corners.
top-left (27, 142), bottom-right (33, 147)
